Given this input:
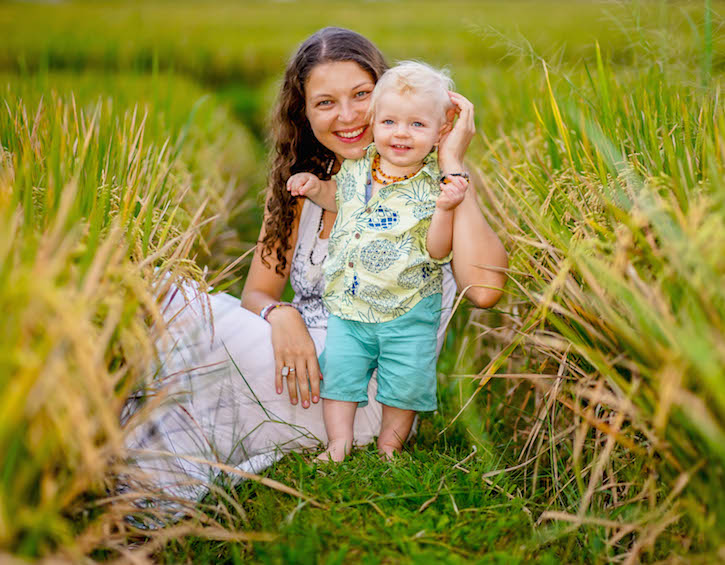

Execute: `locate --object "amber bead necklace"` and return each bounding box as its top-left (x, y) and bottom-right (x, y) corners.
top-left (371, 153), bottom-right (419, 186)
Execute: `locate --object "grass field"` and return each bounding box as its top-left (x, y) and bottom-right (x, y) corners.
top-left (1, 1), bottom-right (724, 563)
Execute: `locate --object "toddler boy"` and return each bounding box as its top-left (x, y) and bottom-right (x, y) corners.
top-left (287, 61), bottom-right (469, 461)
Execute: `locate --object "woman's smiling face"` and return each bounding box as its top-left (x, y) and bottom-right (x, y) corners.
top-left (305, 61), bottom-right (376, 161)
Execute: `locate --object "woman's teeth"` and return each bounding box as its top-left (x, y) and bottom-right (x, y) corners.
top-left (337, 127), bottom-right (365, 139)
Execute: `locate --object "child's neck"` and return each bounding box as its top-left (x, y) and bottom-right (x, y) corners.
top-left (371, 156), bottom-right (424, 196)
top-left (377, 157), bottom-right (424, 180)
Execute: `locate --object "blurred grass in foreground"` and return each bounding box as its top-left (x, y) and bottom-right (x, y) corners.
top-left (0, 78), bottom-right (259, 556)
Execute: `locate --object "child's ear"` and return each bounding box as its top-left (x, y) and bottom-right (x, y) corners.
top-left (438, 119), bottom-right (453, 139)
top-left (439, 109), bottom-right (456, 138)
top-left (445, 106), bottom-right (457, 125)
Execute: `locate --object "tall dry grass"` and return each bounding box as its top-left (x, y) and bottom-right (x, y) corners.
top-left (457, 41), bottom-right (725, 560)
top-left (0, 89), bottom-right (256, 558)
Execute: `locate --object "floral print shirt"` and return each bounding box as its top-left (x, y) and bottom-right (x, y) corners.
top-left (323, 143), bottom-right (449, 323)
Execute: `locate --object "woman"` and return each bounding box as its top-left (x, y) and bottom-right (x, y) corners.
top-left (125, 27), bottom-right (507, 504)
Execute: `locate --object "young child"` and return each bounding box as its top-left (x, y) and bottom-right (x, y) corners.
top-left (287, 61), bottom-right (469, 461)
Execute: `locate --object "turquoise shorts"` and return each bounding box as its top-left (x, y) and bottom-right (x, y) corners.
top-left (319, 294), bottom-right (441, 412)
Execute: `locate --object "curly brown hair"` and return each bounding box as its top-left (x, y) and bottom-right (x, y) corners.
top-left (261, 27), bottom-right (388, 275)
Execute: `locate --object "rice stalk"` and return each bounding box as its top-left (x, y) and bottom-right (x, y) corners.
top-left (0, 90), bottom-right (256, 557)
top-left (460, 38), bottom-right (725, 559)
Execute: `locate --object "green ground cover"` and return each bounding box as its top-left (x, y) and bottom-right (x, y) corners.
top-left (1, 1), bottom-right (724, 563)
top-left (5, 1), bottom-right (713, 82)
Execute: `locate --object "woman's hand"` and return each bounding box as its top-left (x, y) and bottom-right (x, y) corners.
top-left (438, 91), bottom-right (476, 173)
top-left (434, 93), bottom-right (508, 308)
top-left (267, 305), bottom-right (321, 408)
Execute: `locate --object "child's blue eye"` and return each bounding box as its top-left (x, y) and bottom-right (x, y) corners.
top-left (412, 121), bottom-right (424, 127)
top-left (382, 119), bottom-right (394, 125)
top-left (355, 91), bottom-right (370, 98)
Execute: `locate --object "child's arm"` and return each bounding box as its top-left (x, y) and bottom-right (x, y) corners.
top-left (426, 175), bottom-right (469, 260)
top-left (287, 173), bottom-right (338, 212)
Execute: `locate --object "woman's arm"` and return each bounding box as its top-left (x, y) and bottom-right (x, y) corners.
top-left (241, 198), bottom-right (321, 408)
top-left (438, 92), bottom-right (508, 308)
top-left (449, 187), bottom-right (508, 308)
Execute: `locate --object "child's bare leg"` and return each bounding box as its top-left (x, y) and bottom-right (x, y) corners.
top-left (317, 399), bottom-right (357, 462)
top-left (377, 405), bottom-right (416, 459)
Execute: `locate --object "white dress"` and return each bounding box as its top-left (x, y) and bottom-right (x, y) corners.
top-left (125, 200), bottom-right (455, 502)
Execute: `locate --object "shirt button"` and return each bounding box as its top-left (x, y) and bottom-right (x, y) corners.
top-left (354, 233), bottom-right (361, 239)
top-left (348, 262), bottom-right (354, 268)
top-left (365, 207), bottom-right (372, 214)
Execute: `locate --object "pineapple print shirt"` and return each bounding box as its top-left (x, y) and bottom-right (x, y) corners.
top-left (323, 143), bottom-right (450, 323)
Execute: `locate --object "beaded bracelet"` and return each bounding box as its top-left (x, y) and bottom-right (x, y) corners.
top-left (439, 172), bottom-right (470, 184)
top-left (260, 301), bottom-right (297, 322)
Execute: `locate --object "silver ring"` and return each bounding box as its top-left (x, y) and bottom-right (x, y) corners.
top-left (281, 366), bottom-right (295, 377)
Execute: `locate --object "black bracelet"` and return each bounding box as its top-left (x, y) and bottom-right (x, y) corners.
top-left (439, 172), bottom-right (470, 184)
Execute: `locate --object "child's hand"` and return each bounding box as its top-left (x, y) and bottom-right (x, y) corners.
top-left (287, 172), bottom-right (321, 197)
top-left (436, 175), bottom-right (468, 211)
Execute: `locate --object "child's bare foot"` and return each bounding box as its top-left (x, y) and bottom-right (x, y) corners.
top-left (377, 405), bottom-right (414, 460)
top-left (316, 440), bottom-right (350, 462)
top-left (378, 444), bottom-right (400, 460)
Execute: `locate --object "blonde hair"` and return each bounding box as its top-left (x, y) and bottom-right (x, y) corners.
top-left (369, 60), bottom-right (454, 121)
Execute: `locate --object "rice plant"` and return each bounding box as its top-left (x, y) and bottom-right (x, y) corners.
top-left (0, 85), bottom-right (257, 557)
top-left (462, 41), bottom-right (725, 562)
top-left (2, 1), bottom-right (719, 86)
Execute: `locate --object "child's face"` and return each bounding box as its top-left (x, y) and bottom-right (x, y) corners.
top-left (372, 90), bottom-right (445, 172)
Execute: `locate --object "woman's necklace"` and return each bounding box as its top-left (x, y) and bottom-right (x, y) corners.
top-left (371, 153), bottom-right (416, 186)
top-left (307, 158), bottom-right (334, 267)
top-left (308, 211), bottom-right (327, 266)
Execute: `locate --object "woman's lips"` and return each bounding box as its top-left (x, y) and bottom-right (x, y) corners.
top-left (333, 126), bottom-right (367, 143)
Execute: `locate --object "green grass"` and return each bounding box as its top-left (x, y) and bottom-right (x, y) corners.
top-left (172, 458), bottom-right (541, 564)
top-left (2, 1), bottom-right (723, 84)
top-left (0, 74), bottom-right (261, 557)
top-left (1, 70), bottom-right (264, 269)
top-left (150, 398), bottom-right (667, 564)
top-left (153, 428), bottom-right (571, 563)
top-left (2, 1), bottom-right (725, 563)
